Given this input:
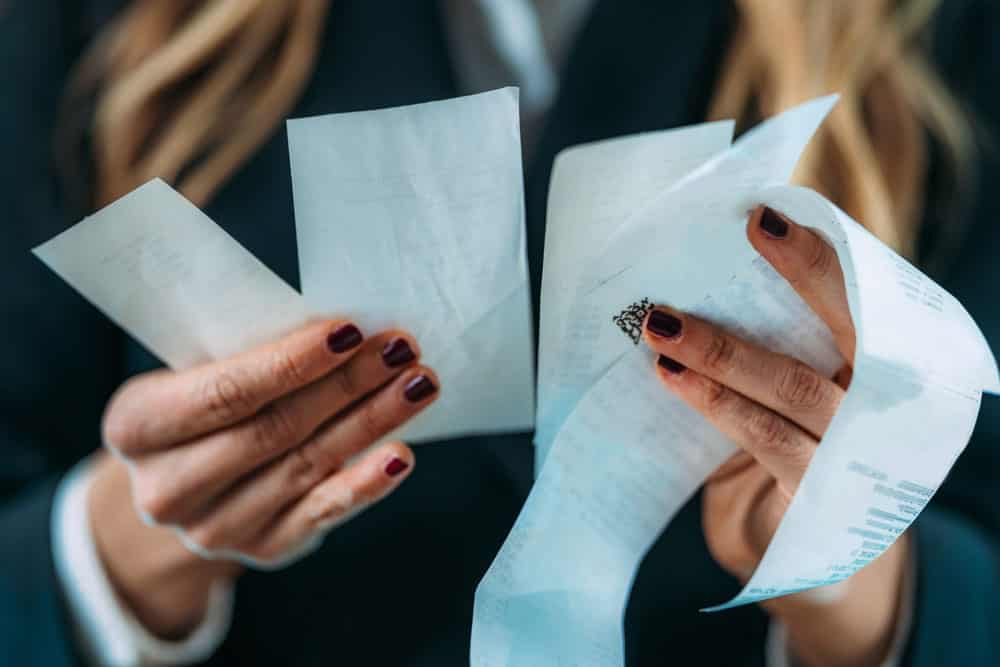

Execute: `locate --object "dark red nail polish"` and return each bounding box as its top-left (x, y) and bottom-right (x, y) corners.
top-left (382, 338), bottom-right (416, 368)
top-left (403, 375), bottom-right (437, 402)
top-left (647, 310), bottom-right (682, 338)
top-left (385, 457), bottom-right (409, 477)
top-left (657, 354), bottom-right (686, 374)
top-left (760, 207), bottom-right (789, 239)
top-left (328, 324), bottom-right (362, 353)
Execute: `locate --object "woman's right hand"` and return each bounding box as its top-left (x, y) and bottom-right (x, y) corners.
top-left (89, 319), bottom-right (439, 637)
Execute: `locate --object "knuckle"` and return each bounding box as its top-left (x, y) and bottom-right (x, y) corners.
top-left (357, 401), bottom-right (387, 442)
top-left (308, 490), bottom-right (354, 530)
top-left (133, 480), bottom-right (178, 524)
top-left (331, 363), bottom-right (361, 399)
top-left (101, 379), bottom-right (145, 452)
top-left (701, 381), bottom-right (732, 416)
top-left (285, 444), bottom-right (320, 490)
top-left (806, 236), bottom-right (835, 280)
top-left (101, 409), bottom-right (136, 454)
top-left (202, 370), bottom-right (257, 423)
top-left (703, 330), bottom-right (738, 375)
top-left (249, 405), bottom-right (300, 457)
top-left (775, 361), bottom-right (827, 409)
top-left (185, 523), bottom-right (227, 552)
top-left (269, 347), bottom-right (311, 391)
top-left (746, 410), bottom-right (790, 454)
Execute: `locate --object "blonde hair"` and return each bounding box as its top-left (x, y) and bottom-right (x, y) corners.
top-left (59, 0), bottom-right (970, 258)
top-left (708, 0), bottom-right (972, 257)
top-left (59, 0), bottom-right (331, 209)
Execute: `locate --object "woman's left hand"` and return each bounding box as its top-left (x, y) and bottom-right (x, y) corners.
top-left (644, 206), bottom-right (909, 667)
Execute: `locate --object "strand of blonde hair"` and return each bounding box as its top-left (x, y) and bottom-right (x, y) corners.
top-left (708, 0), bottom-right (972, 257)
top-left (64, 0), bottom-right (331, 209)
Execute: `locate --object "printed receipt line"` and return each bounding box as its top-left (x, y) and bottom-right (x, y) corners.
top-left (471, 96), bottom-right (1000, 665)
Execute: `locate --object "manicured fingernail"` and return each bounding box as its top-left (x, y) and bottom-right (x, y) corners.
top-left (759, 207), bottom-right (789, 239)
top-left (385, 457), bottom-right (409, 477)
top-left (657, 354), bottom-right (686, 374)
top-left (647, 310), bottom-right (682, 339)
top-left (404, 374), bottom-right (437, 402)
top-left (328, 324), bottom-right (363, 353)
top-left (381, 337), bottom-right (416, 368)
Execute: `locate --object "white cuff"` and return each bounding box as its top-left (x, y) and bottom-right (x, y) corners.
top-left (51, 458), bottom-right (235, 667)
top-left (765, 545), bottom-right (917, 667)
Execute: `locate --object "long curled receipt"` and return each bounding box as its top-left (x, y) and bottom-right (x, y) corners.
top-left (472, 97), bottom-right (1000, 665)
top-left (288, 88), bottom-right (535, 442)
top-left (33, 88), bottom-right (534, 444)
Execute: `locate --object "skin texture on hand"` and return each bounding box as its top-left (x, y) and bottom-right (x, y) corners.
top-left (644, 206), bottom-right (908, 666)
top-left (90, 319), bottom-right (439, 638)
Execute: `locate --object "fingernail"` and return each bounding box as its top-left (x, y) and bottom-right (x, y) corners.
top-left (647, 310), bottom-right (682, 339)
top-left (328, 324), bottom-right (363, 353)
top-left (381, 337), bottom-right (416, 368)
top-left (657, 354), bottom-right (686, 374)
top-left (759, 207), bottom-right (789, 239)
top-left (385, 457), bottom-right (409, 477)
top-left (403, 374), bottom-right (437, 402)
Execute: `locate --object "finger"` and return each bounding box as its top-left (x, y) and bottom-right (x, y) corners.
top-left (297, 365), bottom-right (438, 473)
top-left (746, 205), bottom-right (856, 361)
top-left (176, 365), bottom-right (436, 548)
top-left (131, 338), bottom-right (426, 525)
top-left (238, 441), bottom-right (414, 566)
top-left (644, 307), bottom-right (844, 438)
top-left (104, 319), bottom-right (366, 455)
top-left (655, 356), bottom-right (816, 496)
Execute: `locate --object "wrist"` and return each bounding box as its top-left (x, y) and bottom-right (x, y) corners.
top-left (88, 454), bottom-right (241, 639)
top-left (762, 534), bottom-right (910, 667)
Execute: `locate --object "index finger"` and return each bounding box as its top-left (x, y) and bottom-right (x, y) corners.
top-left (103, 319), bottom-right (365, 455)
top-left (747, 205), bottom-right (856, 362)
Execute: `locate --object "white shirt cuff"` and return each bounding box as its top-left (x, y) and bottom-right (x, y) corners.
top-left (765, 544), bottom-right (917, 667)
top-left (51, 457), bottom-right (235, 667)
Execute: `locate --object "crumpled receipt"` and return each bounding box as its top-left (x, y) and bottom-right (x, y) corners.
top-left (32, 88), bottom-right (535, 566)
top-left (471, 95), bottom-right (1000, 665)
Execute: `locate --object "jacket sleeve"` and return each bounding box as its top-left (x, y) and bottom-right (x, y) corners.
top-left (0, 1), bottom-right (127, 663)
top-left (903, 1), bottom-right (1000, 664)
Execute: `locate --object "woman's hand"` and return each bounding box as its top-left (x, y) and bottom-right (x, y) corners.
top-left (89, 319), bottom-right (438, 638)
top-left (643, 207), bottom-right (908, 667)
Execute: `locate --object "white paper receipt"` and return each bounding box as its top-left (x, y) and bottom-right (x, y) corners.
top-left (33, 179), bottom-right (311, 369)
top-left (34, 88), bottom-right (535, 447)
top-left (288, 87), bottom-right (535, 443)
top-left (471, 96), bottom-right (1000, 665)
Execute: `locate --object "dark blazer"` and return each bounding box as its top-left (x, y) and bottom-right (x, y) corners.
top-left (2, 1), bottom-right (998, 665)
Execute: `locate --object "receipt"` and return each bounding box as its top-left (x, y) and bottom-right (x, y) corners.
top-left (472, 97), bottom-right (999, 664)
top-left (33, 179), bottom-right (310, 369)
top-left (534, 120), bottom-right (735, 469)
top-left (533, 98), bottom-right (838, 472)
top-left (34, 88), bottom-right (535, 448)
top-left (288, 88), bottom-right (535, 442)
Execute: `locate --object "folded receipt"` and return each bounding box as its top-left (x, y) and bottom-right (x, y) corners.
top-left (471, 96), bottom-right (1000, 665)
top-left (33, 88), bottom-right (535, 446)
